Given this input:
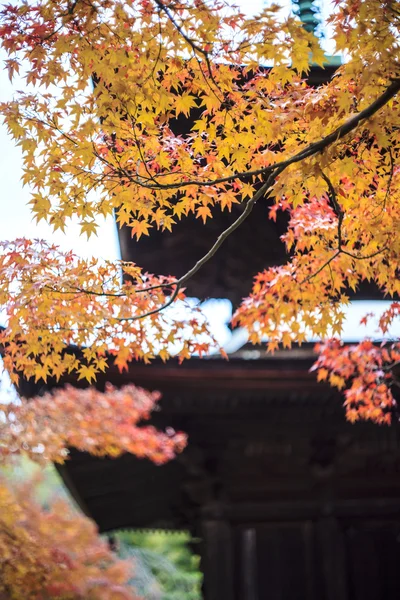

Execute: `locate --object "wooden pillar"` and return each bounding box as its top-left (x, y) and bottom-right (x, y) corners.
top-left (241, 527), bottom-right (258, 600)
top-left (316, 516), bottom-right (348, 600)
top-left (201, 517), bottom-right (235, 600)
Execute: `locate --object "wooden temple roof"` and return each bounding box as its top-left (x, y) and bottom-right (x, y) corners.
top-left (18, 346), bottom-right (400, 533)
top-left (18, 346), bottom-right (326, 531)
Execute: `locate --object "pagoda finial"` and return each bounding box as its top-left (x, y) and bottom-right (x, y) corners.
top-left (292, 0), bottom-right (342, 67)
top-left (292, 0), bottom-right (320, 35)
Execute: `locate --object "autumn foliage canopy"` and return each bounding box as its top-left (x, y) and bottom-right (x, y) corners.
top-left (0, 0), bottom-right (400, 421)
top-left (0, 0), bottom-right (400, 595)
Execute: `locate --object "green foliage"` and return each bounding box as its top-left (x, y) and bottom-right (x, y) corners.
top-left (117, 530), bottom-right (202, 600)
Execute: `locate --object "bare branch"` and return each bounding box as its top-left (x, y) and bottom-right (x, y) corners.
top-left (176, 173), bottom-right (277, 286)
top-left (116, 282), bottom-right (181, 322)
top-left (298, 250), bottom-right (341, 285)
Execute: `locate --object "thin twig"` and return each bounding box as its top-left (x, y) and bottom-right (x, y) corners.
top-left (115, 282), bottom-right (181, 322)
top-left (298, 251), bottom-right (341, 285)
top-left (152, 0), bottom-right (223, 96)
top-left (372, 146), bottom-right (394, 219)
top-left (320, 170), bottom-right (344, 250)
top-left (341, 246), bottom-right (388, 260)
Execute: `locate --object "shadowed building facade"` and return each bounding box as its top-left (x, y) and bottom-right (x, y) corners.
top-left (19, 346), bottom-right (400, 600)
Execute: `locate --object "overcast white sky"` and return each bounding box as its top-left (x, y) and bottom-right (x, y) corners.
top-left (0, 0), bottom-right (396, 348)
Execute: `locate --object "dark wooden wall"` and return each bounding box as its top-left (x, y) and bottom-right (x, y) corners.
top-left (201, 512), bottom-right (400, 600)
top-left (21, 354), bottom-right (400, 599)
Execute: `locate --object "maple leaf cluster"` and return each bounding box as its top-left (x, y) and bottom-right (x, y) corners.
top-left (0, 0), bottom-right (398, 393)
top-left (0, 238), bottom-right (216, 383)
top-left (0, 383), bottom-right (186, 465)
top-left (312, 339), bottom-right (400, 425)
top-left (233, 164), bottom-right (400, 350)
top-left (312, 303), bottom-right (400, 425)
top-left (0, 476), bottom-right (138, 599)
top-left (0, 0), bottom-right (324, 240)
top-left (0, 0), bottom-right (399, 415)
top-left (0, 378), bottom-right (184, 597)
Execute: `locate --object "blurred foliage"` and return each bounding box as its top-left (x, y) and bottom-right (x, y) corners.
top-left (117, 530), bottom-right (202, 600)
top-left (0, 455), bottom-right (69, 506)
top-left (1, 457), bottom-right (202, 600)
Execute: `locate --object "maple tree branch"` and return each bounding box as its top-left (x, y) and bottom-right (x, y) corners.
top-left (43, 284), bottom-right (127, 298)
top-left (341, 246), bottom-right (388, 260)
top-left (67, 177), bottom-right (272, 322)
top-left (126, 175), bottom-right (273, 298)
top-left (114, 282), bottom-right (182, 322)
top-left (297, 243), bottom-right (388, 287)
top-left (129, 124), bottom-right (158, 185)
top-left (298, 251), bottom-right (341, 285)
top-left (372, 147), bottom-right (394, 219)
top-left (297, 166), bottom-right (389, 287)
top-left (290, 79), bottom-right (400, 163)
top-left (320, 170), bottom-right (342, 218)
top-left (128, 172), bottom-right (276, 297)
top-left (16, 76), bottom-right (400, 325)
top-left (27, 80), bottom-right (399, 203)
top-left (152, 0), bottom-right (203, 56)
top-left (320, 170), bottom-right (344, 250)
top-left (384, 147), bottom-right (394, 209)
top-left (121, 78), bottom-right (400, 192)
top-left (133, 170), bottom-right (278, 297)
top-left (126, 170), bottom-right (279, 304)
top-left (41, 174), bottom-right (276, 311)
top-left (382, 359), bottom-right (400, 372)
top-left (178, 177), bottom-right (275, 286)
top-left (144, 10), bottom-right (164, 85)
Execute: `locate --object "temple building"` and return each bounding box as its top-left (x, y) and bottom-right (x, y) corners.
top-left (19, 2), bottom-right (400, 599)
